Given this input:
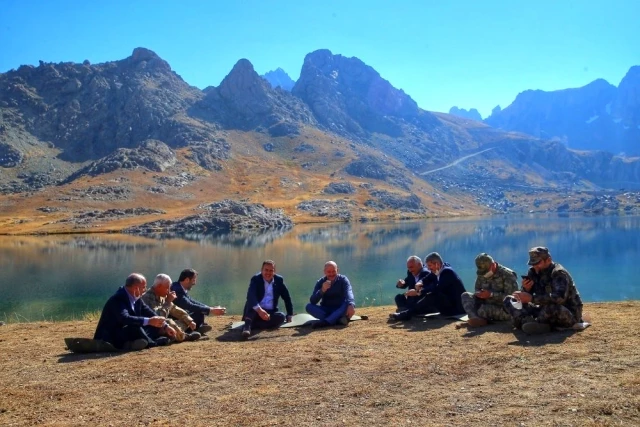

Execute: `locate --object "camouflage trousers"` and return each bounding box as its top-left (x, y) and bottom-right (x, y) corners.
top-left (164, 318), bottom-right (186, 342)
top-left (502, 296), bottom-right (580, 329)
top-left (461, 292), bottom-right (511, 321)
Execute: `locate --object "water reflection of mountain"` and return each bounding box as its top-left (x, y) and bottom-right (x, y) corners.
top-left (138, 226), bottom-right (294, 247)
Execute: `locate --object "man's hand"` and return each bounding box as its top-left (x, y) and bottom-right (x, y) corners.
top-left (166, 291), bottom-right (177, 303)
top-left (285, 315), bottom-right (293, 323)
top-left (257, 307), bottom-right (270, 321)
top-left (346, 305), bottom-right (355, 319)
top-left (321, 280), bottom-right (332, 293)
top-left (210, 306), bottom-right (226, 316)
top-left (405, 289), bottom-right (418, 297)
top-left (396, 279), bottom-right (405, 288)
top-left (188, 321), bottom-right (197, 331)
top-left (164, 325), bottom-right (177, 338)
top-left (415, 282), bottom-right (423, 293)
top-left (148, 316), bottom-right (166, 328)
top-left (513, 291), bottom-right (532, 304)
top-left (475, 289), bottom-right (492, 299)
top-left (522, 278), bottom-right (533, 292)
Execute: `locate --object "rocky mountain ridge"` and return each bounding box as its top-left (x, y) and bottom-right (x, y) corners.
top-left (486, 68), bottom-right (640, 155)
top-left (1, 48), bottom-right (639, 235)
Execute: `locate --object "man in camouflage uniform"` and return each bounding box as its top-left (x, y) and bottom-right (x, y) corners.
top-left (460, 253), bottom-right (518, 328)
top-left (141, 274), bottom-right (203, 342)
top-left (503, 247), bottom-right (583, 335)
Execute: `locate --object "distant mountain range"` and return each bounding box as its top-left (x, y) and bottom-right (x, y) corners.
top-left (1, 48), bottom-right (639, 234)
top-left (485, 67), bottom-right (640, 155)
top-left (261, 68), bottom-right (295, 91)
top-left (449, 107), bottom-right (482, 121)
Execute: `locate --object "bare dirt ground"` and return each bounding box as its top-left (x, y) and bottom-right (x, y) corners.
top-left (1, 302), bottom-right (638, 426)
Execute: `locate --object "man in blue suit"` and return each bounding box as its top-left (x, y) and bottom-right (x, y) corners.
top-left (170, 268), bottom-right (226, 335)
top-left (241, 260), bottom-right (294, 339)
top-left (93, 273), bottom-right (176, 351)
top-left (306, 261), bottom-right (356, 328)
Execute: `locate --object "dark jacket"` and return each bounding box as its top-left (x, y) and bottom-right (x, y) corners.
top-left (170, 281), bottom-right (211, 316)
top-left (398, 267), bottom-right (430, 290)
top-left (309, 274), bottom-right (355, 308)
top-left (93, 286), bottom-right (157, 344)
top-left (421, 263), bottom-right (466, 315)
top-left (244, 273), bottom-right (294, 316)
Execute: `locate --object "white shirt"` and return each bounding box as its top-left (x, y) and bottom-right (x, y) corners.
top-left (254, 278), bottom-right (275, 311)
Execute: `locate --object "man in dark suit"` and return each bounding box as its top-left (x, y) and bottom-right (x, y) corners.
top-left (170, 268), bottom-right (226, 335)
top-left (394, 255), bottom-right (431, 312)
top-left (93, 273), bottom-right (176, 350)
top-left (390, 252), bottom-right (466, 321)
top-left (241, 260), bottom-right (294, 339)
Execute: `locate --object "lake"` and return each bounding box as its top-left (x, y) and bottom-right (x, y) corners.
top-left (1, 214), bottom-right (638, 322)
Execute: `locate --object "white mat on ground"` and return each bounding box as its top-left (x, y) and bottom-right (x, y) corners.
top-left (414, 312), bottom-right (469, 321)
top-left (230, 313), bottom-right (364, 330)
top-left (558, 322), bottom-right (591, 331)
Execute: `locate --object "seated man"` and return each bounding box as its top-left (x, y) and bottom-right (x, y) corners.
top-left (241, 260), bottom-right (294, 339)
top-left (170, 268), bottom-right (226, 335)
top-left (460, 253), bottom-right (517, 328)
top-left (142, 274), bottom-right (203, 342)
top-left (306, 261), bottom-right (356, 328)
top-left (395, 255), bottom-right (430, 312)
top-left (390, 252), bottom-right (466, 321)
top-left (94, 273), bottom-right (176, 351)
top-left (503, 247), bottom-right (583, 335)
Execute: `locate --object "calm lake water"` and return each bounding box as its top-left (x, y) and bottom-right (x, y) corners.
top-left (1, 214), bottom-right (638, 322)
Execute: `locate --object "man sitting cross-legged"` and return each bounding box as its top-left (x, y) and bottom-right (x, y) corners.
top-left (394, 255), bottom-right (431, 312)
top-left (170, 268), bottom-right (226, 336)
top-left (142, 273), bottom-right (204, 342)
top-left (306, 261), bottom-right (356, 329)
top-left (94, 273), bottom-right (176, 351)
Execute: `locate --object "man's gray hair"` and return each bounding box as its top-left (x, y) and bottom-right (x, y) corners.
top-left (324, 261), bottom-right (338, 269)
top-left (152, 273), bottom-right (172, 287)
top-left (425, 252), bottom-right (443, 265)
top-left (407, 255), bottom-right (422, 266)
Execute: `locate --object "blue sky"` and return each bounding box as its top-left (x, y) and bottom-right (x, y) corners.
top-left (1, 0), bottom-right (638, 118)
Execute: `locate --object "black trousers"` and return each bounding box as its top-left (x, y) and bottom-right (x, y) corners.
top-left (395, 292), bottom-right (458, 320)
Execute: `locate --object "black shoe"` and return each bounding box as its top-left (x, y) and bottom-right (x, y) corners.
top-left (150, 337), bottom-right (170, 347)
top-left (241, 324), bottom-right (251, 339)
top-left (197, 324), bottom-right (213, 334)
top-left (184, 332), bottom-right (201, 342)
top-left (522, 322), bottom-right (551, 335)
top-left (312, 320), bottom-right (330, 329)
top-left (198, 334), bottom-right (210, 341)
top-left (338, 316), bottom-right (349, 326)
top-left (123, 338), bottom-right (148, 351)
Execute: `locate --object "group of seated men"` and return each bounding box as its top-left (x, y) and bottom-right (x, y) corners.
top-left (93, 261), bottom-right (356, 350)
top-left (390, 247), bottom-right (583, 335)
top-left (92, 246), bottom-right (583, 351)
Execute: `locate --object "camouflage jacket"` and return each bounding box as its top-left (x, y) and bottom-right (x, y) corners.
top-left (524, 262), bottom-right (583, 314)
top-left (474, 263), bottom-right (518, 305)
top-left (141, 290), bottom-right (193, 325)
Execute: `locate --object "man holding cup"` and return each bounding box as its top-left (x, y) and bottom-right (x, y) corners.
top-left (503, 247), bottom-right (583, 335)
top-left (306, 261), bottom-right (356, 328)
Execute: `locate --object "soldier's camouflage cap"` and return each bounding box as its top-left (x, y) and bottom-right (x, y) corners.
top-left (528, 246), bottom-right (550, 265)
top-left (475, 253), bottom-right (494, 275)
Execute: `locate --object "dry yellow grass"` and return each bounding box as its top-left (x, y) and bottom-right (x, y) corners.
top-left (1, 302), bottom-right (638, 426)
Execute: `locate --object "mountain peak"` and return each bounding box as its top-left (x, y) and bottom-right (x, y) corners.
top-left (262, 68), bottom-right (295, 91)
top-left (218, 58), bottom-right (268, 100)
top-left (128, 47), bottom-right (171, 73)
top-left (449, 106), bottom-right (482, 121)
